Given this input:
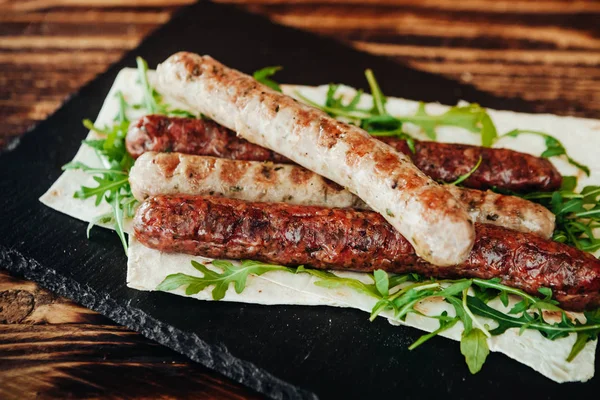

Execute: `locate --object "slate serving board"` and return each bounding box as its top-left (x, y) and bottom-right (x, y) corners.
top-left (1, 1), bottom-right (598, 398)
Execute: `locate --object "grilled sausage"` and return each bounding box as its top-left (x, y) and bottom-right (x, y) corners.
top-left (126, 114), bottom-right (289, 164)
top-left (156, 52), bottom-right (475, 266)
top-left (134, 196), bottom-right (600, 311)
top-left (126, 114), bottom-right (562, 193)
top-left (129, 152), bottom-right (555, 238)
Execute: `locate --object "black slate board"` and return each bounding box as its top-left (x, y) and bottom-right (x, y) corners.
top-left (1, 1), bottom-right (598, 399)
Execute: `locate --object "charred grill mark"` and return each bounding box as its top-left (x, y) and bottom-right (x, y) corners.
top-left (290, 167), bottom-right (313, 185)
top-left (344, 133), bottom-right (377, 167)
top-left (154, 153), bottom-right (181, 178)
top-left (219, 161), bottom-right (246, 185)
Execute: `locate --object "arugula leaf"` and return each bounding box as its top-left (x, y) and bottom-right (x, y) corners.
top-left (154, 259), bottom-right (600, 374)
top-left (294, 90), bottom-right (371, 120)
top-left (409, 312), bottom-right (459, 350)
top-left (295, 266), bottom-right (379, 298)
top-left (157, 260), bottom-right (291, 300)
top-left (504, 129), bottom-right (590, 176)
top-left (460, 328), bottom-right (490, 374)
top-left (397, 103), bottom-right (497, 145)
top-left (325, 84), bottom-right (363, 112)
top-left (134, 56), bottom-right (196, 118)
top-left (253, 66), bottom-right (283, 92)
top-left (107, 190), bottom-right (127, 252)
top-left (568, 333), bottom-right (590, 362)
top-left (73, 175), bottom-right (130, 206)
top-left (522, 182), bottom-right (600, 252)
top-left (297, 70), bottom-right (497, 147)
top-left (373, 270), bottom-right (389, 297)
top-left (62, 161), bottom-right (127, 176)
top-left (86, 212), bottom-right (113, 239)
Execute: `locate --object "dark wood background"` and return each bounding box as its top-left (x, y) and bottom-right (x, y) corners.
top-left (1, 0), bottom-right (599, 398)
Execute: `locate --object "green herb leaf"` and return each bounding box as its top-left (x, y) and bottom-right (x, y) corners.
top-left (397, 103), bottom-right (497, 145)
top-left (460, 328), bottom-right (490, 374)
top-left (567, 333), bottom-right (590, 362)
top-left (62, 161), bottom-right (127, 176)
top-left (373, 270), bottom-right (389, 297)
top-left (409, 312), bottom-right (459, 350)
top-left (437, 280), bottom-right (472, 297)
top-left (253, 66), bottom-right (283, 92)
top-left (296, 73), bottom-right (497, 147)
top-left (157, 260), bottom-right (291, 300)
top-left (107, 190), bottom-right (128, 252)
top-left (86, 212), bottom-right (113, 239)
top-left (295, 266), bottom-right (379, 298)
top-left (504, 129), bottom-right (590, 176)
top-left (522, 182), bottom-right (600, 252)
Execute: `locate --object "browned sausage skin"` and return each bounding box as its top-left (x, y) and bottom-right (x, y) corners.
top-left (126, 115), bottom-right (562, 193)
top-left (134, 195), bottom-right (600, 311)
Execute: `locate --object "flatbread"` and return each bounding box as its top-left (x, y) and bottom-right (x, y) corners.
top-left (40, 67), bottom-right (600, 383)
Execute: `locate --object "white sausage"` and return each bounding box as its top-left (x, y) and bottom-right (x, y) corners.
top-left (156, 52), bottom-right (475, 265)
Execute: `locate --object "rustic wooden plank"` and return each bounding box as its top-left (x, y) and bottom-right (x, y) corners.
top-left (0, 21), bottom-right (159, 37)
top-left (0, 271), bottom-right (263, 399)
top-left (0, 10), bottom-right (171, 23)
top-left (0, 36), bottom-right (142, 50)
top-left (218, 0), bottom-right (600, 14)
top-left (6, 0), bottom-right (194, 13)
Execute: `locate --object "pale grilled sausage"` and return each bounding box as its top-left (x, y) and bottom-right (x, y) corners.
top-left (129, 152), bottom-right (555, 238)
top-left (130, 152), bottom-right (366, 210)
top-left (155, 52), bottom-right (475, 266)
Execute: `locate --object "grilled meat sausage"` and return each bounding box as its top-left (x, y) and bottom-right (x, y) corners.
top-left (126, 114), bottom-right (562, 193)
top-left (127, 114), bottom-right (289, 164)
top-left (134, 196), bottom-right (600, 311)
top-left (129, 152), bottom-right (555, 238)
top-left (156, 53), bottom-right (475, 266)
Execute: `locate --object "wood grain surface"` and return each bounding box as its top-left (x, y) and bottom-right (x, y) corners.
top-left (1, 0), bottom-right (599, 398)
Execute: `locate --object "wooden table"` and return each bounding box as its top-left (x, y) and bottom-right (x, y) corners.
top-left (1, 0), bottom-right (599, 397)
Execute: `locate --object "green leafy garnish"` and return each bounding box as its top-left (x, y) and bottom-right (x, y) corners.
top-left (523, 179), bottom-right (600, 252)
top-left (62, 90), bottom-right (135, 252)
top-left (504, 129), bottom-right (590, 176)
top-left (296, 70), bottom-right (497, 147)
top-left (295, 266), bottom-right (380, 298)
top-left (157, 260), bottom-right (291, 300)
top-left (158, 262), bottom-right (600, 374)
top-left (253, 66), bottom-right (283, 92)
top-left (396, 103), bottom-right (497, 146)
top-left (135, 56), bottom-right (196, 118)
top-left (461, 328), bottom-right (490, 374)
top-left (65, 57), bottom-right (197, 252)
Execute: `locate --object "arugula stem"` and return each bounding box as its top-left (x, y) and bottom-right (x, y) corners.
top-left (294, 91), bottom-right (371, 120)
top-left (136, 57), bottom-right (158, 114)
top-left (365, 69), bottom-right (386, 115)
top-left (76, 177), bottom-right (130, 199)
top-left (472, 279), bottom-right (538, 304)
top-left (463, 289), bottom-right (492, 337)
